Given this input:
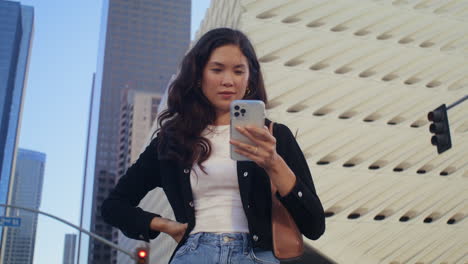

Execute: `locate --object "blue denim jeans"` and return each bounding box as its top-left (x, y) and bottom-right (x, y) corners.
top-left (170, 232), bottom-right (280, 264)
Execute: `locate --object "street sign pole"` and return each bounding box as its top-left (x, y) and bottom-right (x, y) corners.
top-left (0, 203), bottom-right (136, 261)
top-left (0, 216), bottom-right (21, 227)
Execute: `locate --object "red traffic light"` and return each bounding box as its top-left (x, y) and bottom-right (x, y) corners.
top-left (138, 249), bottom-right (147, 258)
top-left (135, 247), bottom-right (149, 264)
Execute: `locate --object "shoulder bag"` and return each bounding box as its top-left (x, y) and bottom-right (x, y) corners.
top-left (268, 122), bottom-right (304, 261)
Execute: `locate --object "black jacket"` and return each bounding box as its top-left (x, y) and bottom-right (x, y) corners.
top-left (101, 121), bottom-right (325, 257)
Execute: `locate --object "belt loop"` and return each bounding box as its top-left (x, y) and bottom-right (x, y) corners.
top-left (243, 233), bottom-right (250, 255)
top-left (190, 232), bottom-right (201, 250)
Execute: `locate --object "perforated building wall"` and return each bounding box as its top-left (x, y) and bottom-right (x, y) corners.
top-left (137, 1), bottom-right (468, 263)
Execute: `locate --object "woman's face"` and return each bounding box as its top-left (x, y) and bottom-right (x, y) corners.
top-left (201, 44), bottom-right (250, 116)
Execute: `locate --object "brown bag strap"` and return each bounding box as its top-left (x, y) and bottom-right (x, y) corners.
top-left (268, 121), bottom-right (304, 261)
top-left (268, 121), bottom-right (277, 192)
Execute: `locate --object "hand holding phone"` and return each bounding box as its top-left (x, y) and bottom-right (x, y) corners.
top-left (230, 100), bottom-right (265, 161)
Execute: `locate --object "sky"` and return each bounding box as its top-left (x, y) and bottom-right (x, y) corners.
top-left (11, 0), bottom-right (211, 263)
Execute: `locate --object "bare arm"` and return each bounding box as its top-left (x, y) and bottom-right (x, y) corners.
top-left (150, 217), bottom-right (188, 243)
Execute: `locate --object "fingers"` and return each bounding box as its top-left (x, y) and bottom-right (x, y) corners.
top-left (231, 142), bottom-right (262, 163)
top-left (231, 125), bottom-right (276, 156)
top-left (229, 139), bottom-right (259, 155)
top-left (247, 125), bottom-right (271, 140)
top-left (230, 125), bottom-right (278, 167)
top-left (235, 125), bottom-right (275, 148)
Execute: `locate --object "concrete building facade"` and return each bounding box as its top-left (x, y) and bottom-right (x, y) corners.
top-left (117, 89), bottom-right (162, 178)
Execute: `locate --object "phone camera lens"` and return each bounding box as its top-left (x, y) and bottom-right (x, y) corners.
top-left (234, 105), bottom-right (240, 110)
top-left (234, 112), bottom-right (240, 117)
top-left (240, 109), bottom-right (246, 114)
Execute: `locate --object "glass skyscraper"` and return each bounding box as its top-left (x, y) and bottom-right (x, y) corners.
top-left (0, 0), bottom-right (34, 253)
top-left (78, 1), bottom-right (191, 263)
top-left (0, 148), bottom-right (45, 263)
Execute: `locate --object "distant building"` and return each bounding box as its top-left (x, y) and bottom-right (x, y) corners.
top-left (0, 149), bottom-right (45, 263)
top-left (117, 89), bottom-right (162, 177)
top-left (0, 0), bottom-right (34, 259)
top-left (78, 1), bottom-right (191, 263)
top-left (63, 233), bottom-right (77, 264)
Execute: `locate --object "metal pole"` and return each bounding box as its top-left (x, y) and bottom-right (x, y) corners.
top-left (0, 203), bottom-right (136, 261)
top-left (447, 95), bottom-right (468, 110)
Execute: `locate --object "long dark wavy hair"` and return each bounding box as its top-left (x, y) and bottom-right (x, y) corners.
top-left (156, 28), bottom-right (267, 168)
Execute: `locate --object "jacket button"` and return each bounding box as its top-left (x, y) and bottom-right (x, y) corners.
top-left (243, 171), bottom-right (248, 177)
top-left (298, 191), bottom-right (303, 198)
top-left (189, 201), bottom-right (194, 207)
top-left (184, 168), bottom-right (190, 174)
top-left (253, 235), bottom-right (258, 241)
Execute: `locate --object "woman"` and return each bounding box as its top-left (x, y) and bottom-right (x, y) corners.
top-left (101, 28), bottom-right (325, 264)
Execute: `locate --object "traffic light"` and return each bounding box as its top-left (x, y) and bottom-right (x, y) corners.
top-left (427, 104), bottom-right (451, 154)
top-left (135, 247), bottom-right (149, 264)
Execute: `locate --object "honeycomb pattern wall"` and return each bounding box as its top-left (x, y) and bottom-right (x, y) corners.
top-left (200, 0), bottom-right (468, 263)
top-left (134, 1), bottom-right (468, 263)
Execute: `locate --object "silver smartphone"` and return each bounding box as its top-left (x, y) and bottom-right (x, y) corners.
top-left (230, 100), bottom-right (266, 161)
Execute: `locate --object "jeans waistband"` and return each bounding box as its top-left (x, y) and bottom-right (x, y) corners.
top-left (187, 232), bottom-right (251, 252)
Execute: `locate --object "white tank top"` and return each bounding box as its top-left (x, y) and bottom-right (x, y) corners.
top-left (189, 125), bottom-right (249, 234)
